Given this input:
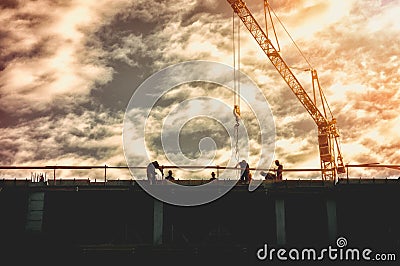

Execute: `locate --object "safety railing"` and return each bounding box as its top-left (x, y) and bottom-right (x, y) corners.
top-left (0, 164), bottom-right (399, 183)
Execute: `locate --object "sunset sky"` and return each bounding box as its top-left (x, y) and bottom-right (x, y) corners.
top-left (0, 0), bottom-right (399, 180)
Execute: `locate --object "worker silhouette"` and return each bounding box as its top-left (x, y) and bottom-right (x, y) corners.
top-left (236, 159), bottom-right (250, 182)
top-left (275, 160), bottom-right (283, 180)
top-left (210, 171), bottom-right (216, 181)
top-left (165, 170), bottom-right (175, 181)
top-left (261, 171), bottom-right (274, 180)
top-left (39, 173), bottom-right (45, 182)
top-left (146, 161), bottom-right (163, 184)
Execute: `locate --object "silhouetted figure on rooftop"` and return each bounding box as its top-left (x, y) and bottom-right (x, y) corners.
top-left (146, 161), bottom-right (163, 184)
top-left (236, 159), bottom-right (250, 182)
top-left (261, 171), bottom-right (275, 180)
top-left (275, 160), bottom-right (283, 180)
top-left (165, 170), bottom-right (175, 181)
top-left (210, 171), bottom-right (216, 181)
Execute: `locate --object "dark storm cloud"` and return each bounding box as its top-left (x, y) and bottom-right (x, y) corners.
top-left (0, 14), bottom-right (54, 71)
top-left (283, 119), bottom-right (316, 139)
top-left (146, 117), bottom-right (230, 160)
top-left (180, 0), bottom-right (231, 27)
top-left (0, 107), bottom-right (123, 165)
top-left (179, 118), bottom-right (230, 157)
top-left (0, 0), bottom-right (19, 9)
top-left (0, 138), bottom-right (19, 165)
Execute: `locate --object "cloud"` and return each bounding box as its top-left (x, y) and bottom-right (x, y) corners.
top-left (1, 0), bottom-right (399, 180)
top-left (0, 103), bottom-right (123, 163)
top-left (0, 0), bottom-right (132, 114)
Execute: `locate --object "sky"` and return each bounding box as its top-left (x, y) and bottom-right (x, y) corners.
top-left (0, 0), bottom-right (399, 180)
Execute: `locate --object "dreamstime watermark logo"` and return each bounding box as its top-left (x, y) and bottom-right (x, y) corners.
top-left (257, 237), bottom-right (397, 262)
top-left (122, 60), bottom-right (276, 206)
top-left (336, 236), bottom-right (347, 248)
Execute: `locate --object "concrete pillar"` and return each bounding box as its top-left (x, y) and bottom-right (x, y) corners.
top-left (275, 199), bottom-right (286, 245)
top-left (25, 192), bottom-right (45, 232)
top-left (326, 199), bottom-right (337, 243)
top-left (153, 199), bottom-right (163, 245)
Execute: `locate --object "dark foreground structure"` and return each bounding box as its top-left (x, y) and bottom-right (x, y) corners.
top-left (1, 178), bottom-right (399, 264)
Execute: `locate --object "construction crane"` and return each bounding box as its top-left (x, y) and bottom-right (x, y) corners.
top-left (227, 0), bottom-right (345, 180)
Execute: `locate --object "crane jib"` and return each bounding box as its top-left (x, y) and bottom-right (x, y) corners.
top-left (228, 0), bottom-right (328, 127)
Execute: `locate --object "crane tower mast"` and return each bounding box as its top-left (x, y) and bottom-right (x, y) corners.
top-left (227, 0), bottom-right (345, 180)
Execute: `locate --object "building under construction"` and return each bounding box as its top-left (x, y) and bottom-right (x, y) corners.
top-left (1, 178), bottom-right (399, 263)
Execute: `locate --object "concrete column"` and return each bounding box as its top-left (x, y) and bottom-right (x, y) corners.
top-left (275, 199), bottom-right (286, 245)
top-left (153, 199), bottom-right (163, 245)
top-left (326, 199), bottom-right (337, 243)
top-left (25, 192), bottom-right (45, 232)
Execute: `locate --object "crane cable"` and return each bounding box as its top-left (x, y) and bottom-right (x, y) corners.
top-left (232, 11), bottom-right (240, 164)
top-left (268, 2), bottom-right (337, 120)
top-left (267, 1), bottom-right (313, 70)
top-left (266, 1), bottom-right (334, 119)
top-left (264, 0), bottom-right (281, 52)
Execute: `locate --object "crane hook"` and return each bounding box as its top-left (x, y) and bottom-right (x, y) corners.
top-left (233, 104), bottom-right (241, 121)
